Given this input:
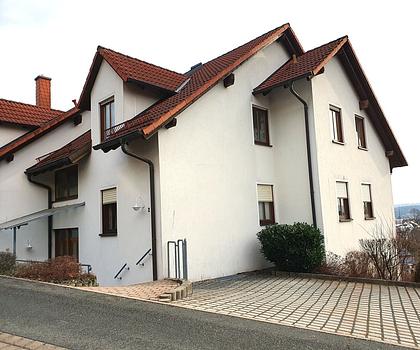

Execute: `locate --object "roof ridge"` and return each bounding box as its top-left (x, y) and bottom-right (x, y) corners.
top-left (202, 23), bottom-right (290, 67)
top-left (297, 35), bottom-right (348, 56)
top-left (98, 46), bottom-right (186, 78)
top-left (0, 98), bottom-right (64, 114)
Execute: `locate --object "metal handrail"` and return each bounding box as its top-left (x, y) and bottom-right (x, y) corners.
top-left (136, 248), bottom-right (152, 266)
top-left (114, 263), bottom-right (129, 280)
top-left (15, 259), bottom-right (92, 274)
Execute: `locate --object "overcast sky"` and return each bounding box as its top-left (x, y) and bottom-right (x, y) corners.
top-left (0, 0), bottom-right (418, 205)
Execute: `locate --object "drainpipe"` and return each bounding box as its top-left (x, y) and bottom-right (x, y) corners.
top-left (121, 142), bottom-right (158, 281)
top-left (27, 175), bottom-right (53, 259)
top-left (288, 81), bottom-right (317, 229)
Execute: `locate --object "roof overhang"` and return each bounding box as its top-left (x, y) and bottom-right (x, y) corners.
top-left (0, 202), bottom-right (85, 230)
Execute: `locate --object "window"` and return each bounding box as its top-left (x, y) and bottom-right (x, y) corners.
top-left (253, 106), bottom-right (270, 146)
top-left (55, 165), bottom-right (78, 201)
top-left (55, 228), bottom-right (79, 260)
top-left (102, 188), bottom-right (117, 235)
top-left (330, 106), bottom-right (344, 143)
top-left (362, 184), bottom-right (374, 219)
top-left (257, 184), bottom-right (274, 226)
top-left (100, 97), bottom-right (115, 141)
top-left (336, 181), bottom-right (350, 221)
top-left (355, 116), bottom-right (367, 149)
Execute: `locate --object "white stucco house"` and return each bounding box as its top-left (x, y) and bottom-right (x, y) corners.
top-left (0, 23), bottom-right (407, 286)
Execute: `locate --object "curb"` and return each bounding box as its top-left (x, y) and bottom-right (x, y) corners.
top-left (271, 270), bottom-right (420, 288)
top-left (158, 279), bottom-right (193, 302)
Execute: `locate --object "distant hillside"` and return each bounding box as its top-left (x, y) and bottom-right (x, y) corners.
top-left (395, 204), bottom-right (420, 219)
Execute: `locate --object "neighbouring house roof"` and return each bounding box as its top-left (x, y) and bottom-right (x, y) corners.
top-left (94, 23), bottom-right (303, 150)
top-left (253, 36), bottom-right (348, 94)
top-left (253, 37), bottom-right (407, 169)
top-left (0, 107), bottom-right (81, 161)
top-left (78, 47), bottom-right (188, 110)
top-left (0, 98), bottom-right (63, 128)
top-left (26, 130), bottom-right (91, 175)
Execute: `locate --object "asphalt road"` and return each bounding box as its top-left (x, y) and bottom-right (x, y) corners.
top-left (0, 277), bottom-right (408, 350)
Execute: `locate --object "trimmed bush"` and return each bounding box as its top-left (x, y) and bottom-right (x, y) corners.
top-left (257, 223), bottom-right (325, 272)
top-left (15, 256), bottom-right (97, 286)
top-left (0, 251), bottom-right (16, 275)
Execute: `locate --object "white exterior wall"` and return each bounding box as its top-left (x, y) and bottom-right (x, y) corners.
top-left (0, 124), bottom-right (27, 147)
top-left (311, 57), bottom-right (395, 256)
top-left (157, 42), bottom-right (301, 281)
top-left (0, 116), bottom-right (90, 261)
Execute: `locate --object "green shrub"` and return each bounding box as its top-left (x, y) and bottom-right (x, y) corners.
top-left (257, 223), bottom-right (325, 272)
top-left (0, 251), bottom-right (16, 275)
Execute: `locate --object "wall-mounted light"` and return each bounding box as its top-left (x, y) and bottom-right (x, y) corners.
top-left (132, 196), bottom-right (145, 212)
top-left (26, 240), bottom-right (32, 250)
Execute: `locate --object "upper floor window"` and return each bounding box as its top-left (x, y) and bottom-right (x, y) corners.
top-left (336, 181), bottom-right (350, 221)
top-left (100, 97), bottom-right (115, 141)
top-left (101, 187), bottom-right (117, 236)
top-left (55, 165), bottom-right (78, 202)
top-left (253, 106), bottom-right (270, 146)
top-left (355, 116), bottom-right (367, 149)
top-left (330, 106), bottom-right (344, 143)
top-left (362, 184), bottom-right (374, 219)
top-left (257, 184), bottom-right (274, 226)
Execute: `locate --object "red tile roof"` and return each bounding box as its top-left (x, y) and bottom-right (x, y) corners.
top-left (26, 130), bottom-right (91, 175)
top-left (98, 23), bottom-right (292, 145)
top-left (78, 47), bottom-right (188, 110)
top-left (0, 98), bottom-right (63, 127)
top-left (0, 107), bottom-right (80, 161)
top-left (253, 36), bottom-right (348, 94)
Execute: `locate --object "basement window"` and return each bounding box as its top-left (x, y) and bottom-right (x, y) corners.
top-left (55, 165), bottom-right (78, 202)
top-left (257, 184), bottom-right (274, 226)
top-left (330, 106), bottom-right (344, 144)
top-left (101, 187), bottom-right (117, 236)
top-left (253, 106), bottom-right (270, 146)
top-left (336, 181), bottom-right (351, 221)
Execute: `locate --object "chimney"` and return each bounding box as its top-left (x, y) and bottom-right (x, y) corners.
top-left (35, 75), bottom-right (51, 109)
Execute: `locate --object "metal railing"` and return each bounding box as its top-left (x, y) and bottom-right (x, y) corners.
top-left (167, 239), bottom-right (188, 280)
top-left (114, 263), bottom-right (129, 280)
top-left (136, 248), bottom-right (152, 266)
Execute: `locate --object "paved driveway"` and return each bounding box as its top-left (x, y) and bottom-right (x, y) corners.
top-left (175, 273), bottom-right (420, 349)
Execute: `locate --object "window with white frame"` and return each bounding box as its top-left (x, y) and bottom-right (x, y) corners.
top-left (101, 187), bottom-right (117, 236)
top-left (336, 181), bottom-right (350, 221)
top-left (257, 184), bottom-right (274, 226)
top-left (361, 184), bottom-right (374, 219)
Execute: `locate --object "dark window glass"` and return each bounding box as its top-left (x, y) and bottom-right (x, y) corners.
top-left (355, 116), bottom-right (367, 149)
top-left (55, 228), bottom-right (79, 260)
top-left (330, 107), bottom-right (344, 143)
top-left (55, 165), bottom-right (78, 201)
top-left (337, 182), bottom-right (350, 221)
top-left (102, 188), bottom-right (117, 235)
top-left (362, 184), bottom-right (374, 219)
top-left (253, 107), bottom-right (270, 145)
top-left (100, 98), bottom-right (115, 141)
top-left (259, 201), bottom-right (274, 226)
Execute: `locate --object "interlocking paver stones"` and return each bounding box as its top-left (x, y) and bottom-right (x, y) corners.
top-left (175, 274), bottom-right (420, 349)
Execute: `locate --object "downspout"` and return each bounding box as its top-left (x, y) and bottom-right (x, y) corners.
top-left (121, 142), bottom-right (158, 281)
top-left (26, 174), bottom-right (53, 259)
top-left (288, 81), bottom-right (317, 228)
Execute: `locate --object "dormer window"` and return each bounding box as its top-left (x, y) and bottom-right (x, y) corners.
top-left (100, 97), bottom-right (115, 141)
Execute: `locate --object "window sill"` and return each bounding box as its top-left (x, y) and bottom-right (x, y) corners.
top-left (364, 217), bottom-right (376, 220)
top-left (339, 218), bottom-right (353, 222)
top-left (99, 233), bottom-right (118, 237)
top-left (332, 140), bottom-right (345, 146)
top-left (54, 195), bottom-right (78, 203)
top-left (254, 141), bottom-right (272, 147)
top-left (260, 221), bottom-right (275, 227)
top-left (358, 146), bottom-right (368, 151)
